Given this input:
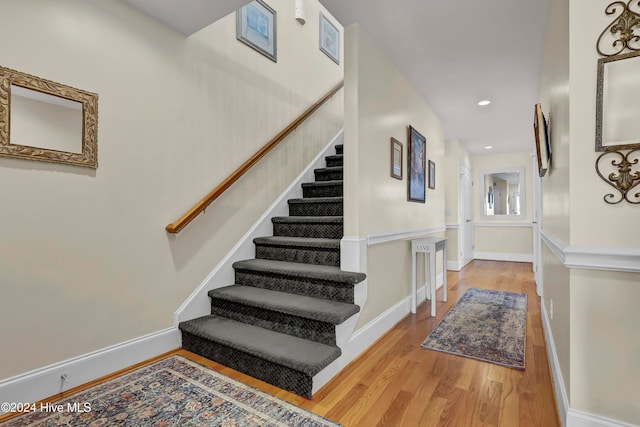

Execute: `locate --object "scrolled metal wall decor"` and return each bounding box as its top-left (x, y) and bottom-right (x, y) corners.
top-left (597, 0), bottom-right (640, 57)
top-left (594, 2), bottom-right (640, 204)
top-left (595, 148), bottom-right (640, 204)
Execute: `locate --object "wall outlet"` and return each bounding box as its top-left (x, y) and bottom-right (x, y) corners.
top-left (550, 299), bottom-right (554, 320)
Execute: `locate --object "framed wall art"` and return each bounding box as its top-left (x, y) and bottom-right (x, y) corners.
top-left (408, 126), bottom-right (426, 203)
top-left (237, 0), bottom-right (277, 62)
top-left (428, 160), bottom-right (436, 189)
top-left (391, 137), bottom-right (403, 180)
top-left (533, 103), bottom-right (550, 177)
top-left (319, 12), bottom-right (340, 64)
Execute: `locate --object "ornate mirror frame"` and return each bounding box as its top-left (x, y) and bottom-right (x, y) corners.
top-left (593, 1), bottom-right (640, 204)
top-left (0, 66), bottom-right (98, 168)
top-left (595, 50), bottom-right (640, 152)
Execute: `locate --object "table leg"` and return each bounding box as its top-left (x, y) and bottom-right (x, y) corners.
top-left (430, 250), bottom-right (436, 317)
top-left (411, 248), bottom-right (417, 314)
top-left (443, 246), bottom-right (448, 302)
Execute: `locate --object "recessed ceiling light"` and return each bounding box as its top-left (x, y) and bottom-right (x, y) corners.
top-left (484, 146), bottom-right (493, 149)
top-left (478, 100), bottom-right (491, 106)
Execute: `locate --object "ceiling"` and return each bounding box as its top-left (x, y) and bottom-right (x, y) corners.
top-left (124, 0), bottom-right (551, 155)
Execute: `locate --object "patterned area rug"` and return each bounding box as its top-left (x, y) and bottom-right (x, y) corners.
top-left (421, 288), bottom-right (527, 370)
top-left (1, 355), bottom-right (342, 426)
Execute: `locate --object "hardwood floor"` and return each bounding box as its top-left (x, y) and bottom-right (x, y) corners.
top-left (1, 260), bottom-right (559, 426)
top-left (183, 260), bottom-right (560, 427)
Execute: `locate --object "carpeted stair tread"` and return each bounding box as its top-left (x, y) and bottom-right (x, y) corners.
top-left (302, 180), bottom-right (343, 188)
top-left (314, 166), bottom-right (343, 181)
top-left (179, 315), bottom-right (340, 376)
top-left (232, 258), bottom-right (366, 284)
top-left (209, 285), bottom-right (360, 324)
top-left (272, 216), bottom-right (343, 224)
top-left (288, 197), bottom-right (343, 216)
top-left (288, 197), bottom-right (343, 204)
top-left (335, 144), bottom-right (343, 154)
top-left (253, 236), bottom-right (340, 249)
top-left (325, 154), bottom-right (343, 167)
top-left (314, 166), bottom-right (343, 174)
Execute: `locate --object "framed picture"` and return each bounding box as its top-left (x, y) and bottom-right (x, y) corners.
top-left (428, 160), bottom-right (436, 189)
top-left (319, 12), bottom-right (340, 64)
top-left (237, 0), bottom-right (277, 62)
top-left (533, 103), bottom-right (549, 177)
top-left (408, 126), bottom-right (426, 203)
top-left (390, 138), bottom-right (403, 180)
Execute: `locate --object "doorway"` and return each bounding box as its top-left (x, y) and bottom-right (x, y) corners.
top-left (460, 162), bottom-right (474, 268)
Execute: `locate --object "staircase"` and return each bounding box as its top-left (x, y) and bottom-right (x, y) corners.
top-left (179, 143), bottom-right (366, 398)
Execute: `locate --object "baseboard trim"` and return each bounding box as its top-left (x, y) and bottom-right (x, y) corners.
top-left (447, 260), bottom-right (461, 271)
top-left (474, 251), bottom-right (533, 263)
top-left (541, 299), bottom-right (569, 426)
top-left (0, 328), bottom-right (179, 414)
top-left (343, 273), bottom-right (443, 363)
top-left (567, 409), bottom-right (639, 427)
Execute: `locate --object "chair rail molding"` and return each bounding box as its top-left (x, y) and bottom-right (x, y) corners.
top-left (540, 228), bottom-right (640, 273)
top-left (366, 225), bottom-right (446, 246)
top-left (564, 246), bottom-right (640, 273)
top-left (474, 222), bottom-right (533, 227)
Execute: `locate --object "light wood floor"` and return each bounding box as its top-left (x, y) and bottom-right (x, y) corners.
top-left (1, 260), bottom-right (559, 426)
top-left (184, 260), bottom-right (560, 427)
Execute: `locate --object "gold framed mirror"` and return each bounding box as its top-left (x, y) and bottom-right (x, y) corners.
top-left (0, 66), bottom-right (98, 168)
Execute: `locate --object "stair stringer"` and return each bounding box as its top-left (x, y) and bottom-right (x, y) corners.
top-left (311, 278), bottom-right (367, 394)
top-left (175, 129), bottom-right (344, 326)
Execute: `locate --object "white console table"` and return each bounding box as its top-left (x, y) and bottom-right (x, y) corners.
top-left (411, 236), bottom-right (448, 316)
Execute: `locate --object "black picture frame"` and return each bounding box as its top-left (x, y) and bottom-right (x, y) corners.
top-left (408, 126), bottom-right (426, 203)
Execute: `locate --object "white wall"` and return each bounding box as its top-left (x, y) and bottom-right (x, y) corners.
top-left (343, 24), bottom-right (445, 329)
top-left (471, 152), bottom-right (533, 261)
top-left (0, 0), bottom-right (343, 380)
top-left (566, 1), bottom-right (640, 424)
top-left (539, 0), bottom-right (640, 425)
top-left (539, 0), bottom-right (572, 407)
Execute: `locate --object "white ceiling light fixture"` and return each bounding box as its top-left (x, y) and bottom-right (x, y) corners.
top-left (484, 145), bottom-right (493, 149)
top-left (478, 100), bottom-right (491, 106)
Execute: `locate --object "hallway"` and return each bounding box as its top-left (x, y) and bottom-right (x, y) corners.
top-left (184, 260), bottom-right (560, 426)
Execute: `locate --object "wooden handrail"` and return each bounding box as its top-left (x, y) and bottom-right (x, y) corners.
top-left (166, 80), bottom-right (345, 233)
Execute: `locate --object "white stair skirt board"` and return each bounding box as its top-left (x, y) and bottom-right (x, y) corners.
top-left (0, 328), bottom-right (180, 415)
top-left (474, 251), bottom-right (533, 263)
top-left (175, 129), bottom-right (344, 325)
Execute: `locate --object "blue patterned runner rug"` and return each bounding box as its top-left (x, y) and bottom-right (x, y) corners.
top-left (421, 288), bottom-right (527, 370)
top-left (0, 355), bottom-right (342, 426)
